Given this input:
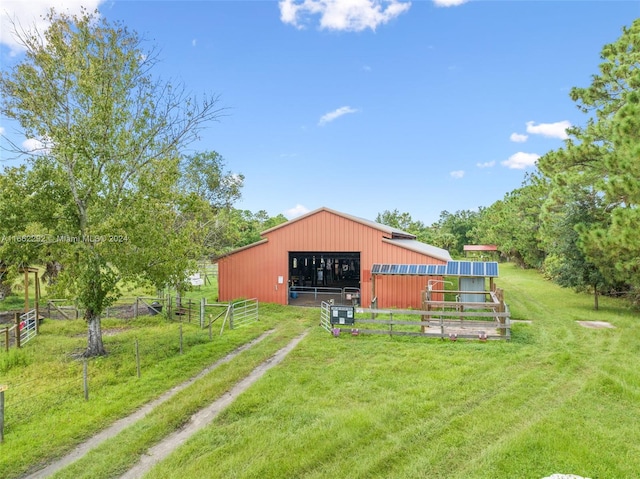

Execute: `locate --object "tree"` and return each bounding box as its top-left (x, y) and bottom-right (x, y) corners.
top-left (537, 19), bottom-right (640, 295)
top-left (540, 188), bottom-right (621, 310)
top-left (0, 9), bottom-right (226, 356)
top-left (432, 209), bottom-right (480, 257)
top-left (178, 151), bottom-right (245, 257)
top-left (471, 174), bottom-right (548, 268)
top-left (375, 209), bottom-right (435, 245)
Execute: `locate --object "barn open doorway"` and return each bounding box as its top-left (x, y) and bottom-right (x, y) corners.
top-left (288, 252), bottom-right (360, 306)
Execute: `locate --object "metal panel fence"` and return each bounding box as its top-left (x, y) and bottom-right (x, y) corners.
top-left (229, 298), bottom-right (259, 329)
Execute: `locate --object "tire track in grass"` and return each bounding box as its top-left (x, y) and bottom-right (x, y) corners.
top-left (23, 330), bottom-right (275, 479)
top-left (119, 330), bottom-right (308, 479)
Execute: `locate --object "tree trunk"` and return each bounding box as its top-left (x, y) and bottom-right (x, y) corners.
top-left (84, 309), bottom-right (107, 357)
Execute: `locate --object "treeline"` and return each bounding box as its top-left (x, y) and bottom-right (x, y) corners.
top-left (377, 19), bottom-right (640, 310)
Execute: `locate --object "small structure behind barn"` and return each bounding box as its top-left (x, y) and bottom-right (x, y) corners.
top-left (216, 207), bottom-right (452, 309)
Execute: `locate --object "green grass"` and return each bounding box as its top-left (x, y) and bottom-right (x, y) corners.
top-left (2, 264), bottom-right (640, 478)
top-left (0, 303), bottom-right (312, 478)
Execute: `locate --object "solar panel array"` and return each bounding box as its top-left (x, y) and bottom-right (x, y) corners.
top-left (371, 261), bottom-right (499, 277)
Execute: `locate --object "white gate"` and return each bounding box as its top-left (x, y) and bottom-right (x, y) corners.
top-left (320, 301), bottom-right (332, 333)
top-left (19, 309), bottom-right (38, 345)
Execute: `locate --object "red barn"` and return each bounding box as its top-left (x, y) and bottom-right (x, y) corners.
top-left (216, 207), bottom-right (451, 308)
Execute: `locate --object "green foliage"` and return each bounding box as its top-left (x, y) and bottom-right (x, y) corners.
top-left (537, 19), bottom-right (640, 296)
top-left (375, 209), bottom-right (437, 245)
top-left (472, 174), bottom-right (548, 268)
top-left (432, 209), bottom-right (480, 256)
top-left (0, 9), bottom-right (227, 356)
top-left (540, 187), bottom-right (623, 309)
top-left (211, 209), bottom-right (288, 255)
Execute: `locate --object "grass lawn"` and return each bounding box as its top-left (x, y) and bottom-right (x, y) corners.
top-left (1, 263), bottom-right (640, 478)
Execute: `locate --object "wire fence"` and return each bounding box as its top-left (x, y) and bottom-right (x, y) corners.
top-left (0, 297), bottom-right (259, 441)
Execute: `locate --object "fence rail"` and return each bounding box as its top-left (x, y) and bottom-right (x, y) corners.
top-left (46, 300), bottom-right (79, 320)
top-left (290, 286), bottom-right (361, 306)
top-left (322, 296), bottom-right (511, 341)
top-left (0, 325), bottom-right (16, 352)
top-left (229, 298), bottom-right (259, 330)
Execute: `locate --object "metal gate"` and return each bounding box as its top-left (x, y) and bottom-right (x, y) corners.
top-left (320, 301), bottom-right (331, 333)
top-left (202, 298), bottom-right (259, 335)
top-left (229, 298), bottom-right (259, 329)
top-left (19, 309), bottom-right (38, 345)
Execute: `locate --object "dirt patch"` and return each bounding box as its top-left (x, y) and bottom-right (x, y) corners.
top-left (576, 321), bottom-right (615, 329)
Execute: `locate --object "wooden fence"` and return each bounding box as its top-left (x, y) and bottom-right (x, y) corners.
top-left (321, 285), bottom-right (510, 341)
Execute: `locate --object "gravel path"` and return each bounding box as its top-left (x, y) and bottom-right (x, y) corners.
top-left (23, 330), bottom-right (280, 479)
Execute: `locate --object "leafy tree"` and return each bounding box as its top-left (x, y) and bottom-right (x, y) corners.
top-left (221, 209), bottom-right (288, 252)
top-left (375, 209), bottom-right (435, 244)
top-left (540, 188), bottom-right (622, 310)
top-left (471, 174), bottom-right (548, 268)
top-left (537, 19), bottom-right (640, 294)
top-left (432, 209), bottom-right (480, 257)
top-left (0, 9), bottom-right (225, 356)
top-left (178, 151), bottom-right (244, 256)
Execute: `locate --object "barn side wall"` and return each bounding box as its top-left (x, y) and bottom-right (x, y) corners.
top-left (218, 210), bottom-right (446, 308)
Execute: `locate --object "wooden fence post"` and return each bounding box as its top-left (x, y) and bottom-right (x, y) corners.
top-left (3, 328), bottom-right (8, 352)
top-left (496, 288), bottom-right (505, 336)
top-left (200, 298), bottom-right (205, 328)
top-left (14, 312), bottom-right (20, 349)
top-left (0, 385), bottom-right (6, 443)
top-left (135, 339), bottom-right (141, 378)
top-left (83, 359), bottom-right (89, 401)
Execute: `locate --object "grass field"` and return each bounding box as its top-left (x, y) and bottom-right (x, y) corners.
top-left (1, 263), bottom-right (639, 478)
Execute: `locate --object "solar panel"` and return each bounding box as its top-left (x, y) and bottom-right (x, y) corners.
top-left (486, 262), bottom-right (499, 276)
top-left (369, 262), bottom-right (497, 277)
top-left (473, 262), bottom-right (484, 276)
top-left (460, 261), bottom-right (472, 276)
top-left (446, 261), bottom-right (459, 275)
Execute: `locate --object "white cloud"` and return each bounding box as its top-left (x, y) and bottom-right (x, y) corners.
top-left (501, 152), bottom-right (540, 170)
top-left (22, 137), bottom-right (53, 155)
top-left (285, 204), bottom-right (310, 219)
top-left (0, 0), bottom-right (105, 55)
top-left (318, 106), bottom-right (358, 126)
top-left (450, 170), bottom-right (464, 179)
top-left (510, 132), bottom-right (528, 143)
top-left (192, 39), bottom-right (197, 47)
top-left (433, 0), bottom-right (469, 6)
top-left (0, 126), bottom-right (5, 135)
top-left (476, 161), bottom-right (495, 168)
top-left (279, 0), bottom-right (411, 32)
top-left (526, 120), bottom-right (571, 140)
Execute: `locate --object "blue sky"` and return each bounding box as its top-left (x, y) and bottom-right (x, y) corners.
top-left (1, 1), bottom-right (639, 224)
